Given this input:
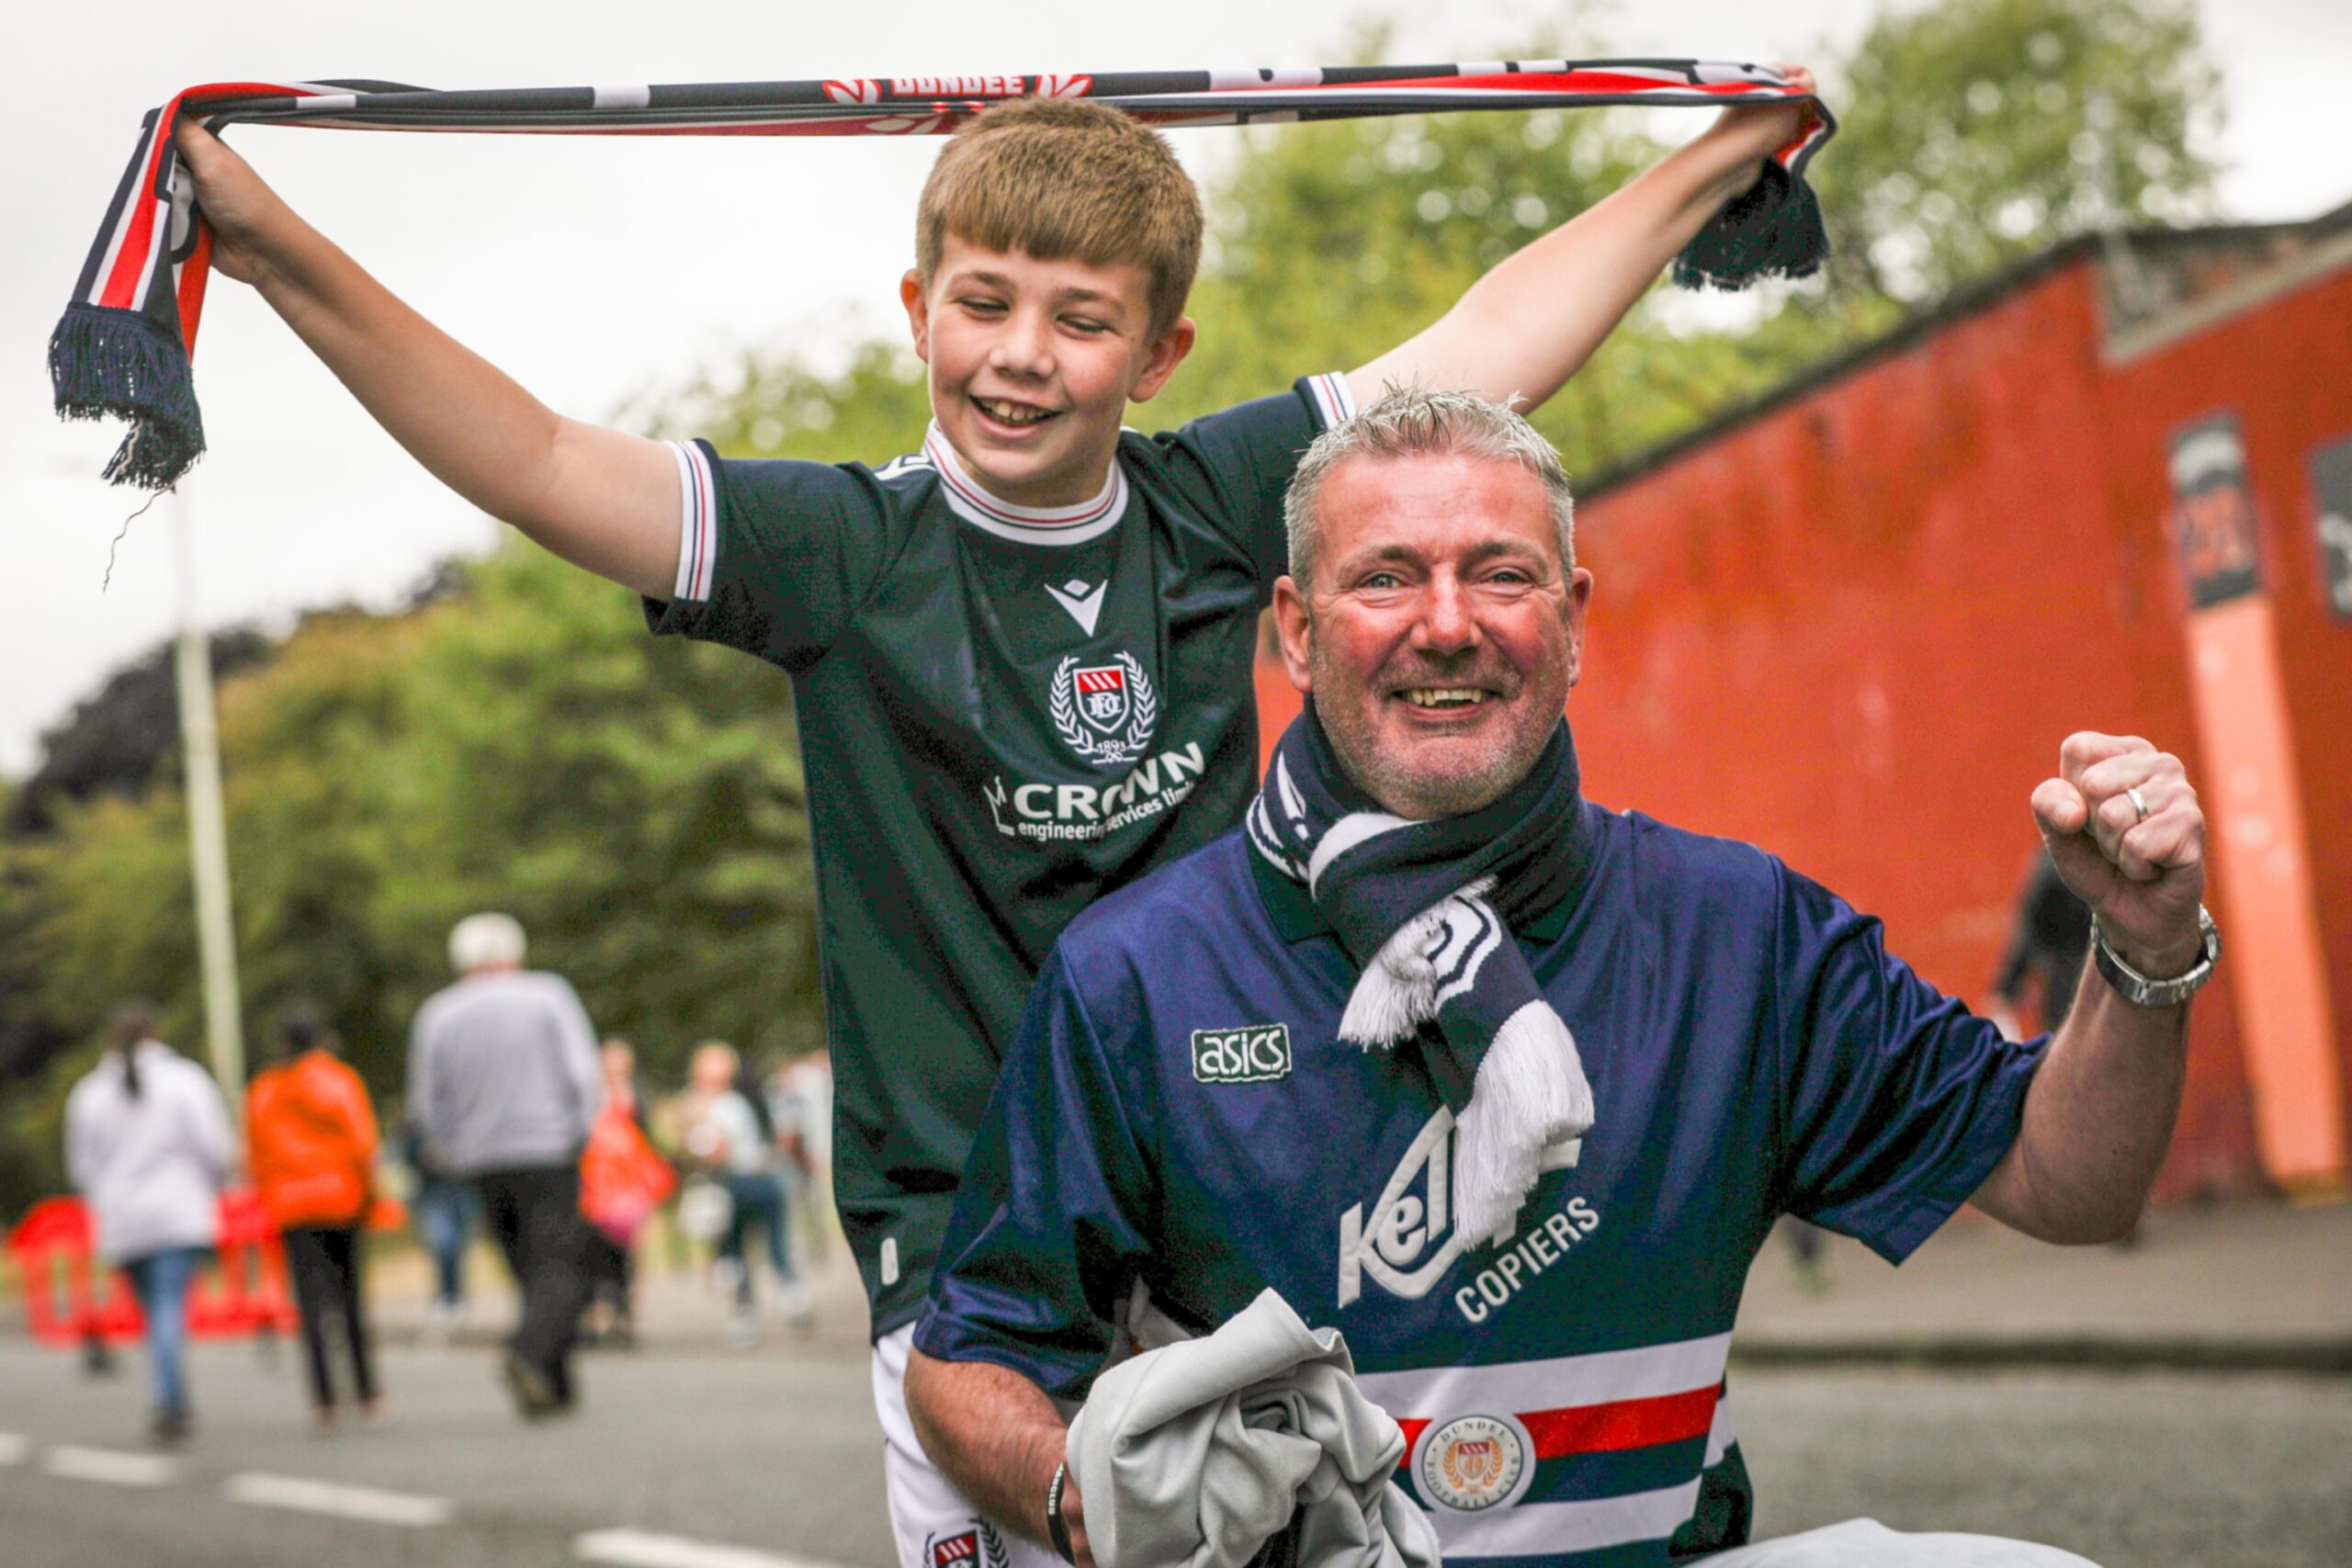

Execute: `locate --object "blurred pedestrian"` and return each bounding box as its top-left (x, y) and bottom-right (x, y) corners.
top-left (245, 1008), bottom-right (381, 1428)
top-left (63, 1002), bottom-right (233, 1446)
top-left (682, 1042), bottom-right (809, 1346)
top-left (1988, 847), bottom-right (2095, 1041)
top-left (766, 1047), bottom-right (835, 1261)
top-left (408, 913), bottom-right (602, 1417)
top-left (580, 1039), bottom-right (673, 1348)
top-left (401, 1115), bottom-right (480, 1343)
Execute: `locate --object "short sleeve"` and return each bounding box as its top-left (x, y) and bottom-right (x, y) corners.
top-left (1775, 870), bottom-right (2047, 1263)
top-left (639, 438), bottom-right (906, 674)
top-left (1149, 373), bottom-right (1357, 584)
top-left (914, 947), bottom-right (1157, 1401)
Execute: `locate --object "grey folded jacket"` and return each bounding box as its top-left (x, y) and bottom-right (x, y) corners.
top-left (1064, 1289), bottom-right (1442, 1568)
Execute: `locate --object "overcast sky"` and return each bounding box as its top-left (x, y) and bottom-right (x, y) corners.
top-left (5, 0), bottom-right (2348, 775)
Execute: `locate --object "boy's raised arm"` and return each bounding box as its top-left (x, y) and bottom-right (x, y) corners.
top-left (1347, 65), bottom-right (1818, 415)
top-left (175, 120), bottom-right (682, 600)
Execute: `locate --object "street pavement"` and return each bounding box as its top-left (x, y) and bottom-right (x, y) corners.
top-left (3, 1198), bottom-right (2346, 1566)
top-left (1735, 1193), bottom-right (2352, 1370)
top-left (3, 1333), bottom-right (2346, 1567)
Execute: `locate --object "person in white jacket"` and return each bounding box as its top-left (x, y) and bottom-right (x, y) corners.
top-left (64, 1003), bottom-right (234, 1445)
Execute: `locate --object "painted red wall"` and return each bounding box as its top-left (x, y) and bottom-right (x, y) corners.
top-left (1256, 250), bottom-right (2352, 1201)
top-left (2094, 260), bottom-right (2352, 1175)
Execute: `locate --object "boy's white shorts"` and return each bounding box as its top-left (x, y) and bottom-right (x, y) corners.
top-left (872, 1323), bottom-right (1064, 1568)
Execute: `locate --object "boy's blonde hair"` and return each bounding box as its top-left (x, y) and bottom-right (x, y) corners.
top-left (916, 97), bottom-right (1204, 335)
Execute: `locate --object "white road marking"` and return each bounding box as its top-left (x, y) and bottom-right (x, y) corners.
top-left (224, 1472), bottom-right (454, 1527)
top-left (573, 1527), bottom-right (860, 1568)
top-left (0, 1432), bottom-right (29, 1465)
top-left (43, 1445), bottom-right (177, 1486)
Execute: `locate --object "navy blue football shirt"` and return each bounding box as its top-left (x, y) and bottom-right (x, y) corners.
top-left (918, 803), bottom-right (2045, 1566)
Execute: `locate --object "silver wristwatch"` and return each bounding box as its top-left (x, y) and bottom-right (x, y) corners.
top-left (2090, 907), bottom-right (2221, 1008)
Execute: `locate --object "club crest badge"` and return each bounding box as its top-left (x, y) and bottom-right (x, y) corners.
top-left (1419, 1414), bottom-right (1529, 1513)
top-left (924, 1519), bottom-right (1010, 1568)
top-left (1050, 651), bottom-right (1158, 765)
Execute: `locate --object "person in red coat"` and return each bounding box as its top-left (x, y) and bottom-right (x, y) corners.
top-left (246, 1010), bottom-right (381, 1427)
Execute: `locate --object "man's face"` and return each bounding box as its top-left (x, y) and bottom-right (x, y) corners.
top-left (902, 236), bottom-right (1194, 508)
top-left (1273, 450), bottom-right (1591, 819)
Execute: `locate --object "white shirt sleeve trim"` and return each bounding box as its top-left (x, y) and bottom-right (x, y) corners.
top-left (668, 440), bottom-right (718, 603)
top-left (1306, 372), bottom-right (1358, 431)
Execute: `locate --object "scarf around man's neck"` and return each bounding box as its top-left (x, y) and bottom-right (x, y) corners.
top-left (51, 62), bottom-right (1833, 490)
top-left (1248, 708), bottom-right (1597, 1249)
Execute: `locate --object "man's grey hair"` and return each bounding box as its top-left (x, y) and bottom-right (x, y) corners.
top-left (449, 911), bottom-right (526, 974)
top-left (1284, 386), bottom-right (1575, 589)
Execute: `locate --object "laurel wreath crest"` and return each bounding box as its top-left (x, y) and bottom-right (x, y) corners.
top-left (1048, 651), bottom-right (1158, 765)
top-left (978, 1517), bottom-right (1011, 1568)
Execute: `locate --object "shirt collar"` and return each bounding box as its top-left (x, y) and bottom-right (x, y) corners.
top-left (922, 423), bottom-right (1128, 547)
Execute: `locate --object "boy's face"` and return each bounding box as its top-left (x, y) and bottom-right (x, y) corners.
top-left (902, 236), bottom-right (1194, 508)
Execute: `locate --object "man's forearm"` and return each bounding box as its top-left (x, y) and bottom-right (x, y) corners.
top-left (1981, 975), bottom-right (2189, 1244)
top-left (903, 1348), bottom-right (1068, 1548)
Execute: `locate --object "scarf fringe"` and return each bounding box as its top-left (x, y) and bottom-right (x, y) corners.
top-left (1671, 160), bottom-right (1829, 291)
top-left (1452, 1000), bottom-right (1595, 1248)
top-left (50, 302), bottom-right (204, 489)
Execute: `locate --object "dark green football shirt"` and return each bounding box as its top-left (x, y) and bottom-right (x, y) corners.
top-left (645, 374), bottom-right (1355, 1332)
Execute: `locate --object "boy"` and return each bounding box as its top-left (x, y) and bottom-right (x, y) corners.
top-left (175, 73), bottom-right (1814, 1562)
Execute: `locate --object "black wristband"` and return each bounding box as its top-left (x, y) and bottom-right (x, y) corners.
top-left (1045, 1460), bottom-right (1076, 1564)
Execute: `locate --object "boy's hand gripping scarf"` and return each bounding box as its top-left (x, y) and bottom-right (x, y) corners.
top-left (1248, 708), bottom-right (1598, 1249)
top-left (53, 62), bottom-right (1834, 490)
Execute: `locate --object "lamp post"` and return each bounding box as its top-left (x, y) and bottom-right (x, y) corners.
top-left (171, 485), bottom-right (246, 1126)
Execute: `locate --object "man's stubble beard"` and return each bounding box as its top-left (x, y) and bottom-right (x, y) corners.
top-left (1306, 631), bottom-right (1552, 822)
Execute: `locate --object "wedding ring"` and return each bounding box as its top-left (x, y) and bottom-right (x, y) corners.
top-left (2125, 785), bottom-right (2150, 823)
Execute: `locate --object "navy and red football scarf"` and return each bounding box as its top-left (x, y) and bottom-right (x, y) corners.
top-left (1247, 707), bottom-right (1598, 1250)
top-left (52, 61), bottom-right (1833, 490)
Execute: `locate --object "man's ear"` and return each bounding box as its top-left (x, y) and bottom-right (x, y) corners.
top-left (1272, 574), bottom-right (1314, 695)
top-left (1562, 567), bottom-right (1594, 689)
top-left (900, 269), bottom-right (933, 363)
top-left (1127, 316), bottom-right (1196, 404)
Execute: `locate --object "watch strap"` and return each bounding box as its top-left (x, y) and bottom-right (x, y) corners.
top-left (2090, 907), bottom-right (2220, 1008)
top-left (1046, 1460), bottom-right (1076, 1564)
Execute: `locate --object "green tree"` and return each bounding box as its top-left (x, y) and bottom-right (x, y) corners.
top-left (1818, 0), bottom-right (2223, 310)
top-left (0, 548), bottom-right (826, 1214)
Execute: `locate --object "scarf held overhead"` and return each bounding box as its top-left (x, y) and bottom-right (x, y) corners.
top-left (52, 62), bottom-right (1833, 489)
top-left (1247, 710), bottom-right (1598, 1250)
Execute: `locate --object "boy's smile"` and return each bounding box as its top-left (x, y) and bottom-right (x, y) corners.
top-left (904, 237), bottom-right (1193, 510)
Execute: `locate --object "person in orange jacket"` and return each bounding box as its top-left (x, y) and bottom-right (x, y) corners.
top-left (579, 1039), bottom-right (673, 1347)
top-left (246, 1009), bottom-right (381, 1427)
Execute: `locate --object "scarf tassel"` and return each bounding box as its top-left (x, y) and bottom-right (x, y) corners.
top-left (50, 302), bottom-right (204, 489)
top-left (1671, 158), bottom-right (1829, 292)
top-left (1453, 1000), bottom-right (1595, 1249)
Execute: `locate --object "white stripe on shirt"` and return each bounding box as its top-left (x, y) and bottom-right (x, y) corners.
top-left (1354, 1332), bottom-right (1734, 1420)
top-left (668, 440), bottom-right (717, 602)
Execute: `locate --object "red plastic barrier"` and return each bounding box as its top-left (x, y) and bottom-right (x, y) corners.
top-left (6, 1190), bottom-right (401, 1349)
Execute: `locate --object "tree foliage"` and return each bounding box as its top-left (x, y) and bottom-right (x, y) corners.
top-left (1818, 0), bottom-right (2222, 308)
top-left (0, 551), bottom-right (822, 1213)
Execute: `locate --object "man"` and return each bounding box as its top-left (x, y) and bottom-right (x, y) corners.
top-left (905, 389), bottom-right (2215, 1567)
top-left (409, 912), bottom-right (605, 1417)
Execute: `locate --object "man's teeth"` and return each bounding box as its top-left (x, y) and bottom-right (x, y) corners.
top-left (1404, 688), bottom-right (1487, 707)
top-left (978, 398), bottom-right (1053, 425)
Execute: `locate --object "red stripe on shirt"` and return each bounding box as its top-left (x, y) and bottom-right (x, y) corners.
top-left (1521, 1384), bottom-right (1721, 1459)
